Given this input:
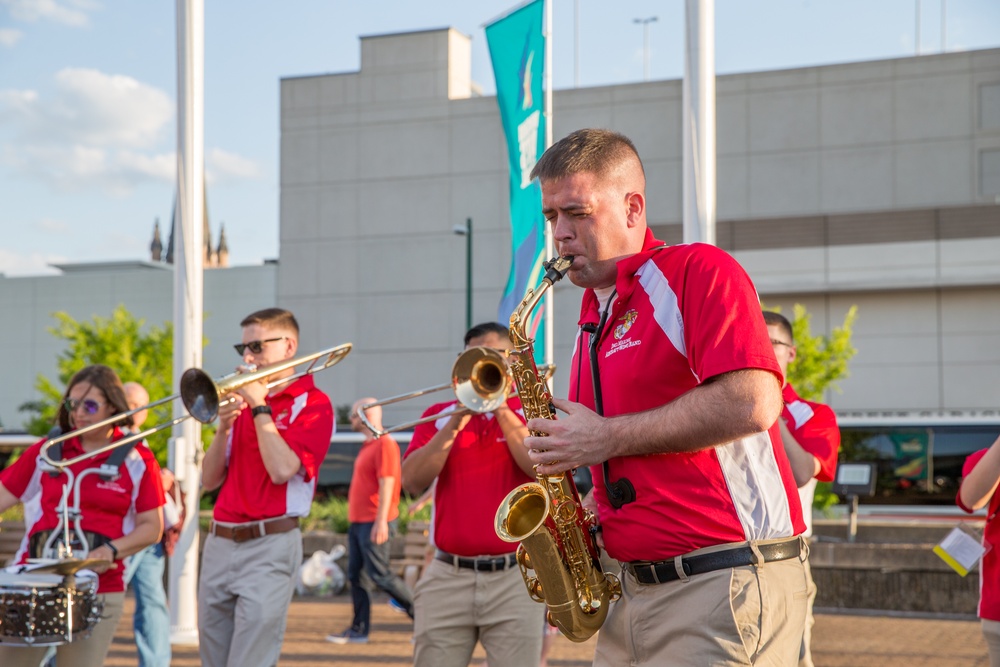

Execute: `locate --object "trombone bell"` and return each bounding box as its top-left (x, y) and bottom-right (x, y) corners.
top-left (180, 343), bottom-right (352, 423)
top-left (453, 346), bottom-right (510, 414)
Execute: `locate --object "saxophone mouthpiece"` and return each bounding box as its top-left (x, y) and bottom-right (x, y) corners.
top-left (544, 256), bottom-right (574, 283)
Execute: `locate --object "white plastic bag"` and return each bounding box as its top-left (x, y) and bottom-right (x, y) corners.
top-left (296, 545), bottom-right (346, 597)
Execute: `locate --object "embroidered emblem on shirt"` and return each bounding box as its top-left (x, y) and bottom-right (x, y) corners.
top-left (614, 310), bottom-right (638, 340)
top-left (273, 410), bottom-right (290, 430)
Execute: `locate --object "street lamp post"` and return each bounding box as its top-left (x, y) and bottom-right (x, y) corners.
top-left (634, 16), bottom-right (658, 81)
top-left (453, 218), bottom-right (472, 331)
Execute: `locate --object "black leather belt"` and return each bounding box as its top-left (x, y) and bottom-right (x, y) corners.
top-left (626, 538), bottom-right (801, 585)
top-left (435, 549), bottom-right (518, 572)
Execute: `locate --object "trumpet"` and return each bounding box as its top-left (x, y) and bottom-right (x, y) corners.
top-left (39, 343), bottom-right (353, 469)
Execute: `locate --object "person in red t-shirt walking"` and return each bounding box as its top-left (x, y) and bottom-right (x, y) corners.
top-left (199, 308), bottom-right (334, 667)
top-left (327, 396), bottom-right (413, 644)
top-left (958, 436), bottom-right (1000, 665)
top-left (402, 322), bottom-right (545, 667)
top-left (764, 311), bottom-right (840, 667)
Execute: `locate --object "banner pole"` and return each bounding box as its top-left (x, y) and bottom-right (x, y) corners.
top-left (543, 0), bottom-right (555, 370)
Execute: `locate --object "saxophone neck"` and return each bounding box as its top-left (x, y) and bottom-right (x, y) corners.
top-left (509, 256), bottom-right (574, 345)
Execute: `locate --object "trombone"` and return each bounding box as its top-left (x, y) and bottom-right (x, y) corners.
top-left (358, 347), bottom-right (555, 437)
top-left (39, 342), bottom-right (353, 469)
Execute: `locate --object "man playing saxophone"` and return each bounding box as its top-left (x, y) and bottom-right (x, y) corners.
top-left (401, 322), bottom-right (545, 667)
top-left (524, 129), bottom-right (808, 667)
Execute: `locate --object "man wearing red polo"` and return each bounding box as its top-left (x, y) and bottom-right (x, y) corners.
top-left (764, 310), bottom-right (840, 667)
top-left (402, 322), bottom-right (545, 667)
top-left (525, 129), bottom-right (807, 667)
top-left (199, 308), bottom-right (334, 667)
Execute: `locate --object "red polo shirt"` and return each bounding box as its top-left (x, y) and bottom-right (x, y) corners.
top-left (213, 375), bottom-right (334, 523)
top-left (404, 397), bottom-right (530, 556)
top-left (958, 449), bottom-right (1000, 621)
top-left (0, 428), bottom-right (164, 593)
top-left (570, 230), bottom-right (805, 561)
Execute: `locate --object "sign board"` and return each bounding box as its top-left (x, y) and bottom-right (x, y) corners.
top-left (832, 462), bottom-right (877, 497)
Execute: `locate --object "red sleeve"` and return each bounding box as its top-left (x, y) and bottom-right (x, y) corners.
top-left (134, 445), bottom-right (166, 513)
top-left (674, 245), bottom-right (782, 384)
top-left (378, 436), bottom-right (401, 480)
top-left (957, 448), bottom-right (990, 513)
top-left (792, 404), bottom-right (840, 482)
top-left (0, 439), bottom-right (45, 498)
top-left (281, 393), bottom-right (334, 483)
top-left (403, 402), bottom-right (449, 461)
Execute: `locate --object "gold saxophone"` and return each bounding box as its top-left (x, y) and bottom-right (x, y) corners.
top-left (494, 256), bottom-right (621, 643)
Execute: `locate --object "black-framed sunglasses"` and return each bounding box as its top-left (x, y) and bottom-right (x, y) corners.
top-left (64, 397), bottom-right (104, 415)
top-left (770, 339), bottom-right (793, 348)
top-left (234, 337), bottom-right (287, 356)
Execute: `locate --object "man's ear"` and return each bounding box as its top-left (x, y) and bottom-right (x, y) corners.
top-left (625, 191), bottom-right (645, 228)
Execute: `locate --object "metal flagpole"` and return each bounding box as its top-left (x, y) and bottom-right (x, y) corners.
top-left (543, 0), bottom-right (556, 370)
top-left (682, 0), bottom-right (716, 245)
top-left (169, 0), bottom-right (204, 646)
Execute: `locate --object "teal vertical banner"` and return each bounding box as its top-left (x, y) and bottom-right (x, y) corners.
top-left (486, 0), bottom-right (547, 358)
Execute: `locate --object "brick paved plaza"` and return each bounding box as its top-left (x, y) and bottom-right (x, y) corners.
top-left (100, 593), bottom-right (990, 666)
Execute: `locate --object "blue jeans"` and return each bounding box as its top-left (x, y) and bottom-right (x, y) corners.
top-left (347, 521), bottom-right (414, 635)
top-left (124, 543), bottom-right (171, 667)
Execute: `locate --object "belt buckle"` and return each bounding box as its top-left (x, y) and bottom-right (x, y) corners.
top-left (232, 525), bottom-right (254, 543)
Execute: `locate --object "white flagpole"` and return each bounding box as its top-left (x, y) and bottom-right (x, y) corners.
top-left (543, 0), bottom-right (556, 369)
top-left (169, 0), bottom-right (204, 646)
top-left (682, 0), bottom-right (716, 245)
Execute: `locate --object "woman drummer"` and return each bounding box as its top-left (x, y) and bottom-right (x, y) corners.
top-left (0, 364), bottom-right (164, 666)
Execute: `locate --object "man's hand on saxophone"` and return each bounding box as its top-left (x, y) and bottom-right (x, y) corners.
top-left (524, 397), bottom-right (613, 475)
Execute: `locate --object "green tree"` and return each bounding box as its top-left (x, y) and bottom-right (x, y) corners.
top-left (784, 304), bottom-right (859, 402)
top-left (766, 303), bottom-right (859, 511)
top-left (18, 305), bottom-right (179, 466)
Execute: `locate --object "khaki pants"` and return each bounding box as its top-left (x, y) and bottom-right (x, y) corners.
top-left (595, 552), bottom-right (808, 667)
top-left (982, 618), bottom-right (1000, 667)
top-left (799, 555), bottom-right (817, 667)
top-left (198, 529), bottom-right (302, 667)
top-left (0, 591), bottom-right (125, 667)
top-left (413, 558), bottom-right (545, 667)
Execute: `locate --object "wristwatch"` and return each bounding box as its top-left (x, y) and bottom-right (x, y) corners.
top-left (251, 405), bottom-right (272, 418)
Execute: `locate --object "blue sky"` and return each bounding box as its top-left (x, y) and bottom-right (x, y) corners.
top-left (1, 0), bottom-right (998, 276)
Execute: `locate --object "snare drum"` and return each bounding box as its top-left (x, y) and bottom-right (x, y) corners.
top-left (0, 570), bottom-right (103, 646)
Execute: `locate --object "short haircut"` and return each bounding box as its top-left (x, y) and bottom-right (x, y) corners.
top-left (57, 364), bottom-right (131, 432)
top-left (241, 308), bottom-right (299, 336)
top-left (530, 128), bottom-right (645, 183)
top-left (464, 322), bottom-right (510, 346)
top-left (763, 311), bottom-right (793, 343)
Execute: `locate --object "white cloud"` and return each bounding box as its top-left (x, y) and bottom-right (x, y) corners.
top-left (0, 28), bottom-right (22, 47)
top-left (206, 148), bottom-right (262, 184)
top-left (42, 68), bottom-right (173, 148)
top-left (1, 0), bottom-right (95, 27)
top-left (0, 68), bottom-right (174, 194)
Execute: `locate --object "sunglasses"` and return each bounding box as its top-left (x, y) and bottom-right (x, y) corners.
top-left (64, 397), bottom-right (104, 415)
top-left (234, 337), bottom-right (287, 356)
